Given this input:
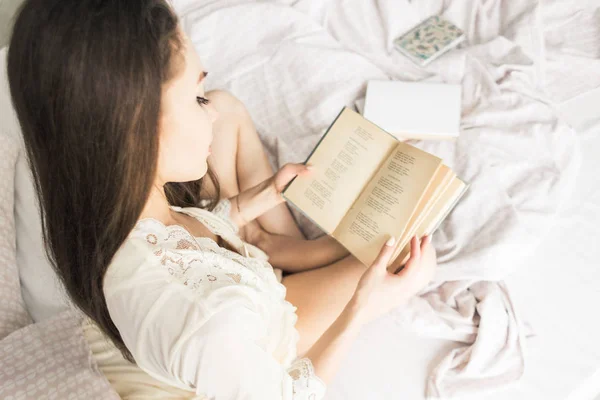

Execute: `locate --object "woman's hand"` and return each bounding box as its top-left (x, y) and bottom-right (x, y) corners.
top-left (349, 235), bottom-right (437, 325)
top-left (229, 163), bottom-right (312, 228)
top-left (271, 163), bottom-right (313, 202)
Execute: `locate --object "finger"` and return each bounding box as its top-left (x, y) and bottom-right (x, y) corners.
top-left (283, 163), bottom-right (313, 178)
top-left (280, 163), bottom-right (305, 176)
top-left (276, 164), bottom-right (307, 189)
top-left (420, 235), bottom-right (430, 252)
top-left (300, 163), bottom-right (315, 175)
top-left (371, 236), bottom-right (397, 269)
top-left (394, 236), bottom-right (421, 276)
top-left (410, 235), bottom-right (421, 260)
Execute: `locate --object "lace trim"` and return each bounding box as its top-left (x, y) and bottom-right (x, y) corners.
top-left (133, 212), bottom-right (283, 299)
top-left (169, 203), bottom-right (270, 261)
top-left (200, 198), bottom-right (239, 234)
top-left (132, 202), bottom-right (304, 370)
top-left (288, 358), bottom-right (327, 398)
top-left (135, 224), bottom-right (268, 291)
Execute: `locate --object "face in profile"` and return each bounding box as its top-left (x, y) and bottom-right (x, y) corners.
top-left (156, 30), bottom-right (219, 185)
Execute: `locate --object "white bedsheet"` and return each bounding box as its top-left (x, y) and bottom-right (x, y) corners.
top-left (172, 0), bottom-right (600, 398)
top-left (324, 87), bottom-right (600, 400)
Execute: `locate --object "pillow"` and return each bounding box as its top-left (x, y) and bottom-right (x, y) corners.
top-left (0, 46), bottom-right (71, 322)
top-left (0, 123), bottom-right (31, 340)
top-left (0, 310), bottom-right (119, 399)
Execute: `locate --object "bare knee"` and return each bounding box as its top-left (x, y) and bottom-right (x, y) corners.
top-left (205, 90), bottom-right (247, 119)
top-left (205, 89), bottom-right (260, 148)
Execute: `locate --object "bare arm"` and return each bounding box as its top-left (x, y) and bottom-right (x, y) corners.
top-left (305, 234), bottom-right (436, 384)
top-left (227, 179), bottom-right (280, 229)
top-left (252, 230), bottom-right (349, 272)
top-left (303, 298), bottom-right (365, 383)
top-left (227, 163), bottom-right (312, 230)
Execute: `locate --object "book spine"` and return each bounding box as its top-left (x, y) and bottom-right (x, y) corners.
top-left (281, 107), bottom-right (347, 196)
top-left (281, 192), bottom-right (333, 235)
top-left (420, 35), bottom-right (466, 66)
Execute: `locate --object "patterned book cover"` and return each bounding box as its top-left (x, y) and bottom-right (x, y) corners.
top-left (394, 15), bottom-right (465, 66)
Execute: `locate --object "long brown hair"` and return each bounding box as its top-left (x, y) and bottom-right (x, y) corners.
top-left (7, 0), bottom-right (219, 362)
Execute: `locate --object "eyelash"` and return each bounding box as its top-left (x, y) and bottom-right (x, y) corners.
top-left (196, 96), bottom-right (210, 106)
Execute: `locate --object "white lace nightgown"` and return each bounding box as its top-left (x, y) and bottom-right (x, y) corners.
top-left (98, 199), bottom-right (326, 399)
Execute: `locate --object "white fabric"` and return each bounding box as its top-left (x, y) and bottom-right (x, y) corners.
top-left (0, 89), bottom-right (32, 339)
top-left (0, 47), bottom-right (71, 322)
top-left (13, 141), bottom-right (71, 321)
top-left (104, 200), bottom-right (326, 399)
top-left (83, 317), bottom-right (209, 400)
top-left (496, 88), bottom-right (600, 400)
top-left (1, 0), bottom-right (597, 397)
top-left (398, 281), bottom-right (532, 398)
top-left (322, 86), bottom-right (600, 400)
top-left (170, 0), bottom-right (587, 398)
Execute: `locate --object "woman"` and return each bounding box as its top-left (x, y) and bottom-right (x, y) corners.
top-left (7, 0), bottom-right (437, 398)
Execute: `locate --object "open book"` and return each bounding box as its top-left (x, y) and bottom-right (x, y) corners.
top-left (282, 107), bottom-right (469, 273)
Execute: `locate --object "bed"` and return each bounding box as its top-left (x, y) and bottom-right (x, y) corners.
top-left (172, 0), bottom-right (600, 398)
top-left (1, 0), bottom-right (599, 399)
top-left (324, 87), bottom-right (600, 400)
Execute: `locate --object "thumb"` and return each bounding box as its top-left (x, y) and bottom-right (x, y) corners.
top-left (275, 163), bottom-right (312, 191)
top-left (371, 236), bottom-right (397, 270)
top-left (281, 163), bottom-right (312, 176)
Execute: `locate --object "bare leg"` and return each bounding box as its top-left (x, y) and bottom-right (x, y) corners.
top-left (282, 255), bottom-right (367, 357)
top-left (202, 90), bottom-right (304, 239)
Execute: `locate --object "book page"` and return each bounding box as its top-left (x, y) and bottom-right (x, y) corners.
top-left (391, 177), bottom-right (467, 273)
top-left (390, 165), bottom-right (454, 261)
top-left (332, 141), bottom-right (442, 265)
top-left (283, 107), bottom-right (397, 234)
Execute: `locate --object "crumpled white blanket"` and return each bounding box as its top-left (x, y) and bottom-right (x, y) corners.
top-left (171, 0), bottom-right (593, 398)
